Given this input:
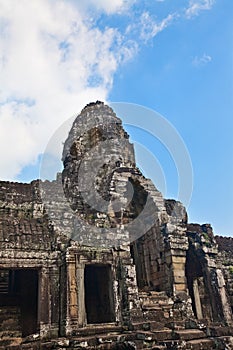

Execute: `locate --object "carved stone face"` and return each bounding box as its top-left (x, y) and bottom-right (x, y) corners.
top-left (59, 102), bottom-right (167, 246)
top-left (61, 102), bottom-right (138, 227)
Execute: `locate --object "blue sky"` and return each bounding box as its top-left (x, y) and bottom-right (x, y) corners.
top-left (0, 0), bottom-right (232, 236)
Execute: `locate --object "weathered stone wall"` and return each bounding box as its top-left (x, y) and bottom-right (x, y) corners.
top-left (0, 180), bottom-right (62, 339)
top-left (0, 101), bottom-right (232, 348)
top-left (0, 181), bottom-right (51, 250)
top-left (59, 243), bottom-right (141, 336)
top-left (186, 224), bottom-right (233, 324)
top-left (131, 197), bottom-right (189, 297)
top-left (216, 236), bottom-right (233, 313)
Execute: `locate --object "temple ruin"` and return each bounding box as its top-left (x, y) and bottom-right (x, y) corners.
top-left (0, 102), bottom-right (232, 349)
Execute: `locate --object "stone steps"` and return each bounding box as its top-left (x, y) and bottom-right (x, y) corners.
top-left (139, 291), bottom-right (173, 307)
top-left (0, 337), bottom-right (22, 348)
top-left (185, 338), bottom-right (216, 349)
top-left (173, 329), bottom-right (206, 341)
top-left (139, 291), bottom-right (174, 325)
top-left (0, 321), bottom-right (232, 349)
top-left (0, 306), bottom-right (22, 347)
top-left (0, 332), bottom-right (231, 349)
top-left (208, 325), bottom-right (233, 337)
top-left (0, 319), bottom-right (22, 332)
top-left (165, 320), bottom-right (186, 330)
top-left (74, 324), bottom-right (122, 337)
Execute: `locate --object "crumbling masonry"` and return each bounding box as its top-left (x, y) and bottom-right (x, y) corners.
top-left (0, 102), bottom-right (232, 349)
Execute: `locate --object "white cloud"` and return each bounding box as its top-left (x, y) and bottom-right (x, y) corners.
top-left (0, 101), bottom-right (38, 178)
top-left (77, 0), bottom-right (135, 14)
top-left (0, 0), bottom-right (216, 181)
top-left (185, 0), bottom-right (215, 18)
top-left (192, 53), bottom-right (212, 66)
top-left (0, 0), bottom-right (137, 180)
top-left (137, 11), bottom-right (177, 43)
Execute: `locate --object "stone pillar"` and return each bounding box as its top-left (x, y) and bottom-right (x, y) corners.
top-left (50, 266), bottom-right (60, 337)
top-left (66, 254), bottom-right (78, 335)
top-left (216, 269), bottom-right (233, 325)
top-left (171, 254), bottom-right (187, 293)
top-left (204, 254), bottom-right (233, 324)
top-left (193, 278), bottom-right (203, 320)
top-left (38, 267), bottom-right (51, 339)
top-left (116, 248), bottom-right (142, 326)
top-left (59, 260), bottom-right (67, 336)
top-left (167, 228), bottom-right (189, 294)
top-left (76, 263), bottom-right (86, 327)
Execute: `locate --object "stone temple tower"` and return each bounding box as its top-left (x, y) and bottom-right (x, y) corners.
top-left (0, 101), bottom-right (232, 348)
top-left (57, 101), bottom-right (191, 334)
top-left (58, 101), bottom-right (232, 335)
top-left (59, 101), bottom-right (148, 332)
top-left (62, 101), bottom-right (136, 241)
top-left (61, 101), bottom-right (168, 247)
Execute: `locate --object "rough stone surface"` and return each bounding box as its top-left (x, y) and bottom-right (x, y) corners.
top-left (0, 102), bottom-right (232, 349)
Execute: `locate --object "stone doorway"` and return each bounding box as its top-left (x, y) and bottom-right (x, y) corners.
top-left (185, 249), bottom-right (212, 321)
top-left (84, 264), bottom-right (115, 324)
top-left (0, 269), bottom-right (38, 337)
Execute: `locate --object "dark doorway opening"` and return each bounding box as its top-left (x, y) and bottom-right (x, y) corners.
top-left (185, 249), bottom-right (203, 318)
top-left (0, 269), bottom-right (38, 337)
top-left (84, 264), bottom-right (115, 324)
top-left (185, 248), bottom-right (213, 321)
